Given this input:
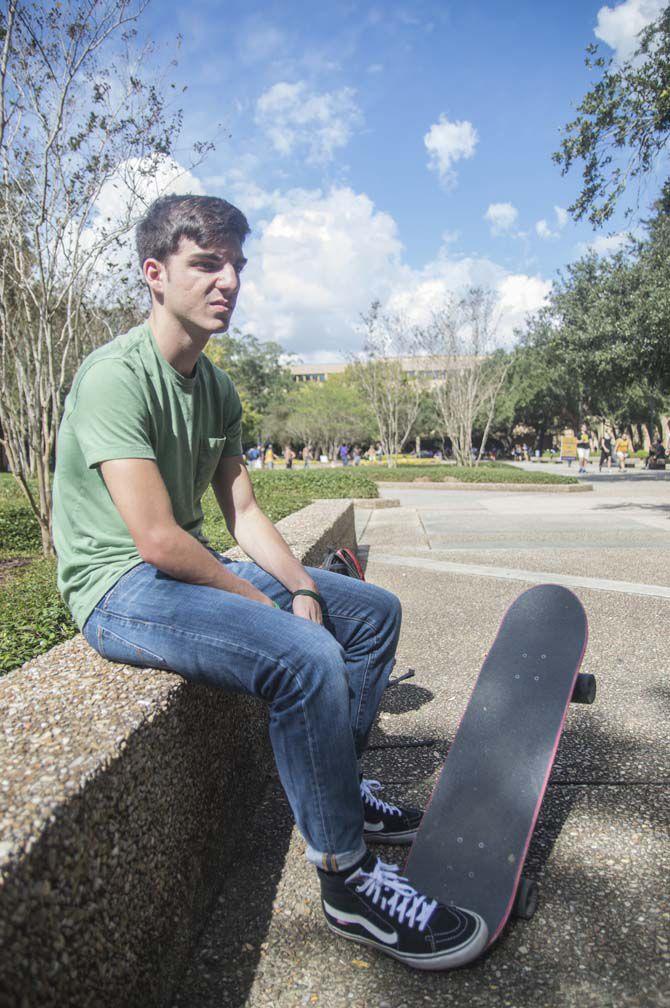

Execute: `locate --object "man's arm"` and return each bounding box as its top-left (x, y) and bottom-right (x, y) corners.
top-left (211, 455), bottom-right (322, 622)
top-left (99, 458), bottom-right (275, 607)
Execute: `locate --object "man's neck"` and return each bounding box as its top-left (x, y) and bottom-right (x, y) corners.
top-left (148, 310), bottom-right (210, 378)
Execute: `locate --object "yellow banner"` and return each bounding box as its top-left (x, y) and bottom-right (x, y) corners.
top-left (560, 436), bottom-right (578, 459)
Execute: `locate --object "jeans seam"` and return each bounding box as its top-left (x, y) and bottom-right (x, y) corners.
top-left (324, 611), bottom-right (380, 745)
top-left (291, 667), bottom-right (334, 853)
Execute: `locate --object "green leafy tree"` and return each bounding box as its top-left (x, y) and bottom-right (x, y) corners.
top-left (554, 7), bottom-right (670, 227)
top-left (264, 372), bottom-right (376, 459)
top-left (204, 330), bottom-right (295, 445)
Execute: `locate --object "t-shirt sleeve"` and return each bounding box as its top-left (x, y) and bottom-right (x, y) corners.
top-left (220, 378), bottom-right (244, 458)
top-left (70, 359), bottom-right (156, 469)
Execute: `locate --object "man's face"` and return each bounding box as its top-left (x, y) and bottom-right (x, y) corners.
top-left (148, 235), bottom-right (247, 335)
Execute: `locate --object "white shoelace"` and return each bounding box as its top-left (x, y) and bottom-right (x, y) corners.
top-left (353, 859), bottom-right (437, 931)
top-left (360, 778), bottom-right (401, 816)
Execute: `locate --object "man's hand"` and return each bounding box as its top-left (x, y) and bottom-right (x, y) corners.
top-left (291, 593), bottom-right (323, 625)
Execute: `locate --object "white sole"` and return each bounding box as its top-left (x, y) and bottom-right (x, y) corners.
top-left (362, 830), bottom-right (417, 845)
top-left (324, 913), bottom-right (489, 971)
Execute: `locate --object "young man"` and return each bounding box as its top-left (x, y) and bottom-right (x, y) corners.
top-left (52, 195), bottom-right (487, 970)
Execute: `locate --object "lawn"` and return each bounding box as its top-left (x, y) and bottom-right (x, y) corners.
top-left (363, 461), bottom-right (579, 485)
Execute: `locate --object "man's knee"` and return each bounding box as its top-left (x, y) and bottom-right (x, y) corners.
top-left (265, 626), bottom-right (347, 704)
top-left (368, 584), bottom-right (402, 632)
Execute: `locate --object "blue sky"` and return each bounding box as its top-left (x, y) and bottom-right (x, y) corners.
top-left (132, 0), bottom-right (666, 360)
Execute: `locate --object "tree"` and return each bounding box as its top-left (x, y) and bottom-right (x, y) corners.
top-left (0, 0), bottom-right (210, 555)
top-left (491, 336), bottom-right (577, 453)
top-left (420, 288), bottom-right (509, 466)
top-left (204, 330), bottom-right (295, 445)
top-left (351, 303), bottom-right (425, 466)
top-left (553, 7), bottom-right (670, 227)
top-left (264, 371), bottom-right (375, 459)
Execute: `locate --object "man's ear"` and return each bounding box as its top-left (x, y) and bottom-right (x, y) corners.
top-left (143, 258), bottom-right (165, 300)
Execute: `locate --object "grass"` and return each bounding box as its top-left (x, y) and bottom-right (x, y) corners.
top-left (364, 461), bottom-right (579, 485)
top-left (0, 468), bottom-right (378, 676)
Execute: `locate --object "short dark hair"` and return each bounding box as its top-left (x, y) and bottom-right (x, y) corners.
top-left (136, 194), bottom-right (250, 268)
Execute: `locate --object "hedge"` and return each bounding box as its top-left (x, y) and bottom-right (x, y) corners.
top-left (365, 462), bottom-right (578, 485)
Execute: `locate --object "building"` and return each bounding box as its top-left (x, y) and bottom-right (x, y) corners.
top-left (289, 356), bottom-right (452, 384)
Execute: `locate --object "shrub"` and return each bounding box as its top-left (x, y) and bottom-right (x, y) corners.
top-left (0, 558), bottom-right (78, 675)
top-left (0, 505), bottom-right (42, 556)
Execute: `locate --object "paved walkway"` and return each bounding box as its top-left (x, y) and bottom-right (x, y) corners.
top-left (173, 474), bottom-right (669, 1008)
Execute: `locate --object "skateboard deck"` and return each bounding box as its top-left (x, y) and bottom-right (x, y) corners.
top-left (405, 583), bottom-right (590, 951)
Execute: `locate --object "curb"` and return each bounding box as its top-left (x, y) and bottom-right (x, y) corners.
top-left (351, 497), bottom-right (401, 508)
top-left (375, 481), bottom-right (592, 493)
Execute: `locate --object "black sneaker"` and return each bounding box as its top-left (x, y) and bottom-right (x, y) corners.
top-left (319, 852), bottom-right (488, 970)
top-left (361, 778), bottom-right (422, 844)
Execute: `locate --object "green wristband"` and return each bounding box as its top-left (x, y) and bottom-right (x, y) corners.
top-left (291, 588), bottom-right (325, 611)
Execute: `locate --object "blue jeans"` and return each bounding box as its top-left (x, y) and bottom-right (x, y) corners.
top-left (82, 550), bottom-right (402, 871)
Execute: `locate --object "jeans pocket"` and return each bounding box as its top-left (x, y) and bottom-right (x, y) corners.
top-left (98, 624), bottom-right (170, 670)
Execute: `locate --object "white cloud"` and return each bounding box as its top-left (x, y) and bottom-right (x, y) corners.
top-left (485, 202), bottom-right (518, 235)
top-left (255, 81), bottom-right (363, 164)
top-left (496, 275), bottom-right (552, 339)
top-left (536, 219), bottom-right (557, 240)
top-left (237, 186), bottom-right (405, 356)
top-left (387, 249), bottom-right (550, 346)
top-left (536, 205), bottom-right (570, 240)
top-left (554, 206), bottom-right (569, 229)
top-left (594, 0), bottom-right (665, 63)
top-left (233, 186), bottom-right (550, 356)
top-left (575, 231), bottom-right (630, 256)
top-left (424, 115), bottom-right (478, 186)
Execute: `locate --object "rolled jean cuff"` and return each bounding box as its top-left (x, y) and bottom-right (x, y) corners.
top-left (306, 841), bottom-right (367, 873)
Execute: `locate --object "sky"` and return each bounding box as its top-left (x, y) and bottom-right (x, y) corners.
top-left (108, 0), bottom-right (667, 361)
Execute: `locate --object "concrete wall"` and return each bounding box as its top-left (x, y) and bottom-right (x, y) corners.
top-left (0, 500), bottom-right (356, 1008)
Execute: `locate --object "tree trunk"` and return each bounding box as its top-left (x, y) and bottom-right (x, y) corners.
top-left (661, 414), bottom-right (670, 445)
top-left (537, 424), bottom-right (545, 454)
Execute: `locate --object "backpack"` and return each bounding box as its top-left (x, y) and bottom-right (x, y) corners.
top-left (321, 546), bottom-right (365, 580)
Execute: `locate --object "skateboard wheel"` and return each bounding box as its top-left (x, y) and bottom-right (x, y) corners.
top-left (571, 673), bottom-right (596, 705)
top-left (513, 877), bottom-right (539, 920)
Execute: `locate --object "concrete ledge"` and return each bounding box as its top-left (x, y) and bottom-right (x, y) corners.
top-left (377, 480), bottom-right (593, 493)
top-left (351, 497), bottom-right (400, 509)
top-left (0, 499), bottom-right (355, 1008)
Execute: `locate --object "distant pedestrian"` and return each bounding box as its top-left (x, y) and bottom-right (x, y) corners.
top-left (599, 428), bottom-right (613, 472)
top-left (283, 444), bottom-right (295, 469)
top-left (577, 425), bottom-right (591, 474)
top-left (366, 446), bottom-right (376, 463)
top-left (302, 445), bottom-right (312, 469)
top-left (614, 431), bottom-right (632, 472)
top-left (264, 442), bottom-right (274, 469)
top-left (352, 445), bottom-right (361, 465)
top-left (339, 443), bottom-right (349, 466)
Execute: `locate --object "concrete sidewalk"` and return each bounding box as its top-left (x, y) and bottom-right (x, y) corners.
top-left (173, 478), bottom-right (669, 1008)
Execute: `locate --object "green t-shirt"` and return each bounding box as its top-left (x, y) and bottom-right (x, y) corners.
top-left (52, 321), bottom-right (243, 631)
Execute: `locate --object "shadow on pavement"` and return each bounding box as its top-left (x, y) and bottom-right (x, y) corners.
top-left (170, 774), bottom-right (294, 1008)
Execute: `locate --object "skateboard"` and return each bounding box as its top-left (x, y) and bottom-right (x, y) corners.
top-left (404, 583), bottom-right (594, 957)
